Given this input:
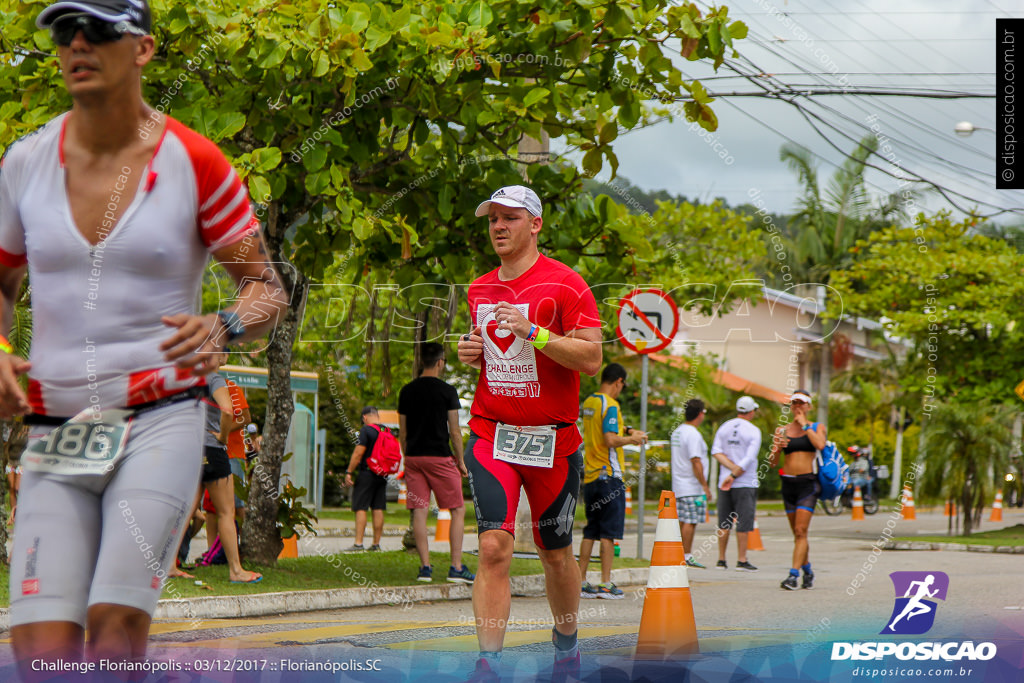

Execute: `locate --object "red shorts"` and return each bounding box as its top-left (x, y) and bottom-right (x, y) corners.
top-left (465, 431), bottom-right (581, 550)
top-left (404, 456), bottom-right (465, 510)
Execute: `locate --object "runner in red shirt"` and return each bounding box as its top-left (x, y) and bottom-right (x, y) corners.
top-left (457, 185), bottom-right (602, 680)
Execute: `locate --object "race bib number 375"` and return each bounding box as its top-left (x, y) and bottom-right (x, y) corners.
top-left (493, 423), bottom-right (556, 468)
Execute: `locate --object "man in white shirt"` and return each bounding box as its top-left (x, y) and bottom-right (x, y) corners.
top-left (670, 398), bottom-right (710, 569)
top-left (712, 396), bottom-right (763, 572)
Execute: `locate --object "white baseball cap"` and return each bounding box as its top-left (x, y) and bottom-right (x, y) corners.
top-left (789, 392), bottom-right (813, 405)
top-left (474, 185), bottom-right (543, 218)
top-left (736, 396), bottom-right (759, 413)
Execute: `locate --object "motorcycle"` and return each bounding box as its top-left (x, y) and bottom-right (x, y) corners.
top-left (820, 482), bottom-right (880, 515)
top-left (821, 445), bottom-right (879, 515)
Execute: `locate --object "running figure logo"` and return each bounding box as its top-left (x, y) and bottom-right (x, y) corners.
top-left (881, 571), bottom-right (949, 635)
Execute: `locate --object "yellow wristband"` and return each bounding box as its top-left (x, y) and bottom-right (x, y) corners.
top-left (0, 335), bottom-right (12, 354)
top-left (531, 327), bottom-right (550, 349)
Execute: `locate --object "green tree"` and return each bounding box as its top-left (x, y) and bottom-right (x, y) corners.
top-left (831, 213), bottom-right (1024, 402)
top-left (919, 402), bottom-right (1012, 536)
top-left (0, 0), bottom-right (748, 563)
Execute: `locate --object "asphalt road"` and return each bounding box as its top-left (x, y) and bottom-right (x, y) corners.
top-left (1, 509), bottom-right (1021, 681)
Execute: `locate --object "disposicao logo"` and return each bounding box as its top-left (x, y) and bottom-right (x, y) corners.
top-left (831, 570), bottom-right (997, 662)
top-left (881, 571), bottom-right (948, 635)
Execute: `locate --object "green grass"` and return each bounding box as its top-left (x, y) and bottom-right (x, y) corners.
top-left (0, 551), bottom-right (652, 606)
top-left (894, 523), bottom-right (1024, 547)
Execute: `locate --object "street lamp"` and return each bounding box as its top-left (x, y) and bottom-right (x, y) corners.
top-left (954, 121), bottom-right (994, 137)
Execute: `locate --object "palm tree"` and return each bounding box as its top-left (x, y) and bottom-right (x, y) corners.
top-left (919, 401), bottom-right (1013, 536)
top-left (778, 134), bottom-right (917, 426)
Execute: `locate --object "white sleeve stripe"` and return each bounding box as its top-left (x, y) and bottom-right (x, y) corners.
top-left (202, 186), bottom-right (248, 229)
top-left (207, 214), bottom-right (256, 251)
top-left (199, 170), bottom-right (236, 213)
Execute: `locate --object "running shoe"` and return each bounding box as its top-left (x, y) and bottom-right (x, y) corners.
top-left (550, 648), bottom-right (581, 683)
top-left (367, 544), bottom-right (382, 552)
top-left (595, 582), bottom-right (624, 599)
top-left (548, 629), bottom-right (581, 683)
top-left (781, 575), bottom-right (800, 590)
top-left (802, 572), bottom-right (815, 590)
top-left (686, 557), bottom-right (706, 569)
top-left (715, 560), bottom-right (728, 570)
top-left (466, 657), bottom-right (499, 683)
top-left (735, 561), bottom-right (759, 572)
top-left (417, 565), bottom-right (433, 582)
top-left (580, 581), bottom-right (599, 598)
top-left (344, 544), bottom-right (365, 553)
top-left (448, 564), bottom-right (476, 584)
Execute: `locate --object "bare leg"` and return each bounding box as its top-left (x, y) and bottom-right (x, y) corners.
top-left (412, 507), bottom-right (430, 566)
top-left (12, 622), bottom-right (84, 682)
top-left (354, 510), bottom-right (368, 545)
top-left (537, 544), bottom-right (580, 637)
top-left (598, 538), bottom-right (614, 584)
top-left (450, 505), bottom-right (465, 569)
top-left (86, 603), bottom-right (151, 665)
top-left (577, 537), bottom-right (595, 580)
top-left (371, 509), bottom-right (384, 546)
top-left (473, 530), bottom-right (513, 651)
top-left (791, 509), bottom-right (813, 569)
top-left (717, 527), bottom-right (731, 563)
top-left (680, 522), bottom-right (696, 555)
top-left (737, 531), bottom-right (749, 563)
top-left (208, 476), bottom-right (260, 582)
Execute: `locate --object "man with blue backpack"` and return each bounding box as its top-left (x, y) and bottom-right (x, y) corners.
top-left (768, 391), bottom-right (830, 590)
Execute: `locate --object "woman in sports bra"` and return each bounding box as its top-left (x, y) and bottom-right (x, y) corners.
top-left (768, 391), bottom-right (826, 591)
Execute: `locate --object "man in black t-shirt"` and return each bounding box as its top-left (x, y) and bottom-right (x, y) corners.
top-left (398, 343), bottom-right (473, 583)
top-left (344, 407), bottom-right (390, 551)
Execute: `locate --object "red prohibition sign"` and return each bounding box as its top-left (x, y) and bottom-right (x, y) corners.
top-left (615, 289), bottom-right (679, 354)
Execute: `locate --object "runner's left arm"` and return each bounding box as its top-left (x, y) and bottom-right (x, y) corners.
top-left (0, 264), bottom-right (30, 416)
top-left (161, 232), bottom-right (288, 375)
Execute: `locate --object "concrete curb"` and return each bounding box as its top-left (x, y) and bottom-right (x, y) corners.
top-left (882, 541), bottom-right (1024, 553)
top-left (0, 568), bottom-right (649, 632)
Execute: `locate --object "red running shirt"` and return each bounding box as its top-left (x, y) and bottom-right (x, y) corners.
top-left (468, 254), bottom-right (601, 456)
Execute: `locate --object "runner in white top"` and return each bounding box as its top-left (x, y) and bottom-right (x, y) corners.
top-left (0, 1), bottom-right (287, 674)
top-left (670, 398), bottom-right (711, 567)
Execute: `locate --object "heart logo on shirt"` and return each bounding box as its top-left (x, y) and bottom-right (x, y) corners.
top-left (485, 319), bottom-right (517, 355)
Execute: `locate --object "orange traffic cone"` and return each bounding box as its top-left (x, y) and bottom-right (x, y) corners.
top-left (901, 488), bottom-right (917, 521)
top-left (747, 518), bottom-right (765, 551)
top-left (635, 491), bottom-right (699, 658)
top-left (397, 481), bottom-right (407, 507)
top-left (851, 486), bottom-right (865, 521)
top-left (278, 534), bottom-right (299, 559)
top-left (990, 491), bottom-right (1004, 522)
top-left (944, 500), bottom-right (956, 517)
top-left (626, 487), bottom-right (633, 516)
top-left (435, 508), bottom-right (451, 543)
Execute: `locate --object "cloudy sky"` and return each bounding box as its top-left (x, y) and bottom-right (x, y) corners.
top-left (572, 0), bottom-right (1017, 222)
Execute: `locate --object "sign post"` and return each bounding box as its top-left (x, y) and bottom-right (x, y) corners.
top-left (616, 289), bottom-right (679, 559)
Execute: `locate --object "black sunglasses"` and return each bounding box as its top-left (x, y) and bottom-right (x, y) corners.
top-left (51, 13), bottom-right (145, 47)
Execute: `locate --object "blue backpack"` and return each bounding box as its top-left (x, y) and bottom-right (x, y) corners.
top-left (811, 423), bottom-right (849, 499)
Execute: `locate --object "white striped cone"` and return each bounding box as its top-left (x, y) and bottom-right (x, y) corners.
top-left (636, 491), bottom-right (698, 657)
top-left (990, 491), bottom-right (1004, 522)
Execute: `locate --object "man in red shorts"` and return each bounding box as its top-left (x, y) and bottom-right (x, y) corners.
top-left (398, 342), bottom-right (473, 584)
top-left (457, 185), bottom-right (602, 680)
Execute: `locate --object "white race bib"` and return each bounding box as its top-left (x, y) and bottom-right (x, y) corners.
top-left (493, 423), bottom-right (556, 468)
top-left (24, 408), bottom-right (133, 476)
